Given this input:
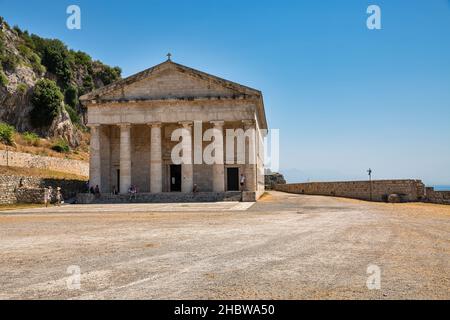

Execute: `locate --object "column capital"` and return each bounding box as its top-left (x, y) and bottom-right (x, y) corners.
top-left (88, 123), bottom-right (101, 133)
top-left (118, 123), bottom-right (131, 129)
top-left (242, 119), bottom-right (255, 126)
top-left (242, 119), bottom-right (255, 129)
top-left (210, 120), bottom-right (225, 127)
top-left (147, 121), bottom-right (162, 128)
top-left (178, 121), bottom-right (193, 128)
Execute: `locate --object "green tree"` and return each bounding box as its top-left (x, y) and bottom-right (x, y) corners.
top-left (30, 79), bottom-right (63, 127)
top-left (96, 65), bottom-right (121, 85)
top-left (80, 74), bottom-right (94, 95)
top-left (32, 38), bottom-right (72, 87)
top-left (64, 85), bottom-right (78, 108)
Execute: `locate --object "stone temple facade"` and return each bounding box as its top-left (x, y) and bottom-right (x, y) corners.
top-left (80, 59), bottom-right (268, 201)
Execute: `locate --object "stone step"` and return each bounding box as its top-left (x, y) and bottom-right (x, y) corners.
top-left (77, 191), bottom-right (244, 204)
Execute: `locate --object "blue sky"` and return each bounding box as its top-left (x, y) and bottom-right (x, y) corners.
top-left (1, 0), bottom-right (449, 185)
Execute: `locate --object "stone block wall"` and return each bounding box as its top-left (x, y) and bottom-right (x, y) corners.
top-left (275, 180), bottom-right (425, 202)
top-left (0, 174), bottom-right (87, 204)
top-left (0, 150), bottom-right (89, 177)
top-left (77, 191), bottom-right (244, 204)
top-left (424, 187), bottom-right (450, 205)
top-left (15, 188), bottom-right (46, 204)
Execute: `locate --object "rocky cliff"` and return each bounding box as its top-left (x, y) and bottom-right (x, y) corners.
top-left (265, 172), bottom-right (287, 190)
top-left (0, 17), bottom-right (121, 147)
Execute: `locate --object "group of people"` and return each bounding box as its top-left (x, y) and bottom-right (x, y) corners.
top-left (44, 186), bottom-right (63, 207)
top-left (83, 173), bottom-right (247, 200)
top-left (89, 184), bottom-right (101, 198)
top-left (128, 185), bottom-right (138, 200)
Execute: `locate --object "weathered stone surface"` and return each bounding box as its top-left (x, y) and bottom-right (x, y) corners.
top-left (48, 106), bottom-right (81, 147)
top-left (0, 150), bottom-right (88, 177)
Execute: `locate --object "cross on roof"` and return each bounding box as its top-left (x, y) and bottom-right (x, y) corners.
top-left (166, 53), bottom-right (172, 61)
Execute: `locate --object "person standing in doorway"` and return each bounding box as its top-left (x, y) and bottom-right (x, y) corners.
top-left (240, 173), bottom-right (246, 191)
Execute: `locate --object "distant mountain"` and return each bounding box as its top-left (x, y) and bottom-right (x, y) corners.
top-left (0, 17), bottom-right (121, 146)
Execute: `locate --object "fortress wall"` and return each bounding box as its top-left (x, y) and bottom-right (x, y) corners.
top-left (275, 179), bottom-right (425, 202)
top-left (424, 187), bottom-right (450, 205)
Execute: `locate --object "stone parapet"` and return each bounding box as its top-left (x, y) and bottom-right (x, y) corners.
top-left (424, 187), bottom-right (450, 205)
top-left (275, 179), bottom-right (425, 202)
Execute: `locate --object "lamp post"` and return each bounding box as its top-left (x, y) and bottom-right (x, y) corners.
top-left (367, 168), bottom-right (372, 201)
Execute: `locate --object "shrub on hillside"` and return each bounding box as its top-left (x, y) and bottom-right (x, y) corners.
top-left (30, 79), bottom-right (63, 127)
top-left (0, 32), bottom-right (4, 53)
top-left (0, 122), bottom-right (15, 145)
top-left (64, 85), bottom-right (78, 108)
top-left (0, 69), bottom-right (7, 86)
top-left (22, 131), bottom-right (40, 146)
top-left (1, 53), bottom-right (19, 71)
top-left (64, 104), bottom-right (80, 124)
top-left (18, 43), bottom-right (45, 75)
top-left (17, 83), bottom-right (27, 95)
top-left (51, 139), bottom-right (70, 153)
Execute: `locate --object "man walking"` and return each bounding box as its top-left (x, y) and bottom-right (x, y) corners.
top-left (44, 187), bottom-right (52, 207)
top-left (55, 187), bottom-right (62, 206)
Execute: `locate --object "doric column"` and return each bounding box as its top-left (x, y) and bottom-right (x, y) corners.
top-left (242, 119), bottom-right (256, 192)
top-left (100, 126), bottom-right (111, 192)
top-left (210, 121), bottom-right (225, 192)
top-left (89, 124), bottom-right (101, 190)
top-left (149, 122), bottom-right (162, 193)
top-left (179, 121), bottom-right (193, 193)
top-left (119, 123), bottom-right (131, 194)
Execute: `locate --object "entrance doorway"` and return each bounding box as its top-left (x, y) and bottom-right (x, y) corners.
top-left (116, 169), bottom-right (120, 193)
top-left (170, 165), bottom-right (182, 192)
top-left (227, 167), bottom-right (239, 191)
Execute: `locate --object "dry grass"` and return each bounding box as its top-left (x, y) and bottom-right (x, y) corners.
top-left (0, 165), bottom-right (87, 181)
top-left (0, 203), bottom-right (46, 212)
top-left (0, 131), bottom-right (90, 162)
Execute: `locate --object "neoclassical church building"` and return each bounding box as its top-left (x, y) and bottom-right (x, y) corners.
top-left (80, 57), bottom-right (267, 201)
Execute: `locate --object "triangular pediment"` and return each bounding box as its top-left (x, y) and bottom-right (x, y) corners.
top-left (80, 60), bottom-right (261, 102)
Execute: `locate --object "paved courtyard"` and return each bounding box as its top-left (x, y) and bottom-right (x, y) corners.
top-left (0, 191), bottom-right (449, 299)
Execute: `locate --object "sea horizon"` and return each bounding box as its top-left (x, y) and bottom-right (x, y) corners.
top-left (430, 185), bottom-right (450, 191)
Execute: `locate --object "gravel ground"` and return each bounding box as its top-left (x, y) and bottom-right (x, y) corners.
top-left (0, 191), bottom-right (449, 300)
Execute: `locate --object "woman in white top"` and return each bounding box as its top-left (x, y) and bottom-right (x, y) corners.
top-left (240, 174), bottom-right (246, 191)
